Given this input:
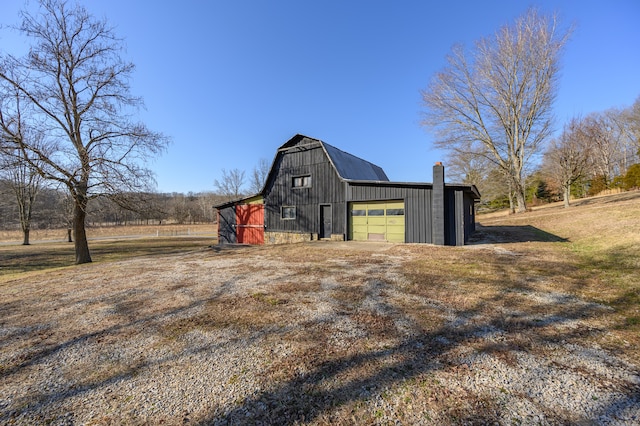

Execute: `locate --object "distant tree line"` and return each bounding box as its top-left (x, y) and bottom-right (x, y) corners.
top-left (0, 184), bottom-right (230, 231)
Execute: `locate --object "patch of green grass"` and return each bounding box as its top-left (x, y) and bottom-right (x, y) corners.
top-left (251, 292), bottom-right (287, 306)
top-left (625, 317), bottom-right (640, 326)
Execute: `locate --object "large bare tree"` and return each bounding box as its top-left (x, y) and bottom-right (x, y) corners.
top-left (422, 8), bottom-right (571, 213)
top-left (0, 0), bottom-right (168, 263)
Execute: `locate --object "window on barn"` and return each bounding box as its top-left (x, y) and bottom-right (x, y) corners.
top-left (368, 209), bottom-right (385, 216)
top-left (281, 206), bottom-right (296, 219)
top-left (292, 175), bottom-right (311, 188)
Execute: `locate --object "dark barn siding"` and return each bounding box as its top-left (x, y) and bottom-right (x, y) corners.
top-left (464, 193), bottom-right (476, 242)
top-left (263, 141), bottom-right (346, 235)
top-left (443, 188), bottom-right (469, 246)
top-left (217, 206), bottom-right (236, 244)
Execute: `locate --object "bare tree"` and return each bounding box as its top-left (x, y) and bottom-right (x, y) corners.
top-left (422, 8), bottom-right (571, 213)
top-left (214, 168), bottom-right (245, 200)
top-left (543, 117), bottom-right (591, 208)
top-left (582, 112), bottom-right (619, 187)
top-left (0, 71), bottom-right (45, 245)
top-left (631, 96), bottom-right (640, 153)
top-left (0, 0), bottom-right (168, 263)
top-left (617, 95), bottom-right (640, 158)
top-left (250, 158), bottom-right (270, 194)
top-left (607, 105), bottom-right (640, 174)
top-left (1, 150), bottom-right (44, 244)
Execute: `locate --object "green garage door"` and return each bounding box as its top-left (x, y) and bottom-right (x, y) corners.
top-left (349, 201), bottom-right (405, 242)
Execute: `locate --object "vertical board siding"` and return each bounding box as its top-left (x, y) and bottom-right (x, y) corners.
top-left (218, 206), bottom-right (236, 244)
top-left (454, 190), bottom-right (465, 246)
top-left (263, 139), bottom-right (346, 236)
top-left (464, 193), bottom-right (476, 242)
top-left (444, 188), bottom-right (457, 245)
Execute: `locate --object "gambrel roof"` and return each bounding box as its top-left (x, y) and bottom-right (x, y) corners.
top-left (278, 134), bottom-right (389, 182)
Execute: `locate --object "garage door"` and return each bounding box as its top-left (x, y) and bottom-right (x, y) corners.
top-left (349, 201), bottom-right (405, 242)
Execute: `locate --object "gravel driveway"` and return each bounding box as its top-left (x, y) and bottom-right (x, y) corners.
top-left (1, 241), bottom-right (638, 425)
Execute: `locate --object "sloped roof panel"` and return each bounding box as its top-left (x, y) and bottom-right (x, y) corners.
top-left (322, 142), bottom-right (389, 181)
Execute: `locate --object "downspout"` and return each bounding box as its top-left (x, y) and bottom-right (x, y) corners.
top-left (344, 180), bottom-right (349, 241)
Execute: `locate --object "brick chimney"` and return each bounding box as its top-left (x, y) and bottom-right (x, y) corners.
top-left (432, 162), bottom-right (445, 245)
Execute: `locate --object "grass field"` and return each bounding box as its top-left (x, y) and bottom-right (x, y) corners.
top-left (477, 191), bottom-right (640, 350)
top-left (0, 223), bottom-right (216, 244)
top-left (0, 192), bottom-right (638, 424)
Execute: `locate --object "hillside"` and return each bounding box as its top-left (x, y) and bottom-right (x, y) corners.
top-left (477, 190), bottom-right (640, 355)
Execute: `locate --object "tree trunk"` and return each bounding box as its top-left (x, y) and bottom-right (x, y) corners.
top-left (563, 185), bottom-right (571, 208)
top-left (22, 228), bottom-right (30, 245)
top-left (515, 189), bottom-right (527, 213)
top-left (73, 199), bottom-right (92, 264)
top-left (511, 177), bottom-right (528, 213)
top-left (507, 181), bottom-right (516, 214)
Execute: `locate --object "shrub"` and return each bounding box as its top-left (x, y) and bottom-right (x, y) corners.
top-left (624, 164), bottom-right (640, 190)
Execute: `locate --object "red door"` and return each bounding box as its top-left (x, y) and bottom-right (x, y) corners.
top-left (236, 204), bottom-right (264, 244)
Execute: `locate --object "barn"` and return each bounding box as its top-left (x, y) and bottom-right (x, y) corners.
top-left (215, 134), bottom-right (480, 246)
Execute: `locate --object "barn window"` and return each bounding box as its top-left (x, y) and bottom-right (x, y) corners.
top-left (368, 209), bottom-right (385, 216)
top-left (281, 206), bottom-right (296, 219)
top-left (292, 175), bottom-right (311, 188)
top-left (351, 209), bottom-right (366, 216)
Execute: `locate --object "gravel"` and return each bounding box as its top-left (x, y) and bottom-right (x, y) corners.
top-left (1, 244), bottom-right (639, 425)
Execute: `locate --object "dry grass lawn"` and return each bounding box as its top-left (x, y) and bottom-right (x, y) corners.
top-left (0, 223), bottom-right (216, 244)
top-left (0, 192), bottom-right (638, 424)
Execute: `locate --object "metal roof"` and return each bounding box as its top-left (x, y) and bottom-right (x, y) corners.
top-left (321, 142), bottom-right (389, 181)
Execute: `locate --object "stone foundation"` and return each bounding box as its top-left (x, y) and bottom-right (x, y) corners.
top-left (265, 232), bottom-right (345, 244)
top-left (266, 231), bottom-right (312, 244)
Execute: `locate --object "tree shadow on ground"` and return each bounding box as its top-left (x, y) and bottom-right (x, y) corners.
top-left (196, 254), bottom-right (638, 425)
top-left (468, 224), bottom-right (567, 245)
top-left (197, 293), bottom-right (638, 425)
top-left (1, 245), bottom-right (638, 425)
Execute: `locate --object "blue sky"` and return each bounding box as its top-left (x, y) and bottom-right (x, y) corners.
top-left (1, 1), bottom-right (639, 193)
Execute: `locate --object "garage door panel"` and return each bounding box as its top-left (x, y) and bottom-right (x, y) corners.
top-left (368, 217), bottom-right (386, 226)
top-left (353, 231), bottom-right (368, 240)
top-left (368, 233), bottom-right (385, 241)
top-left (367, 225), bottom-right (386, 234)
top-left (349, 201), bottom-right (405, 242)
